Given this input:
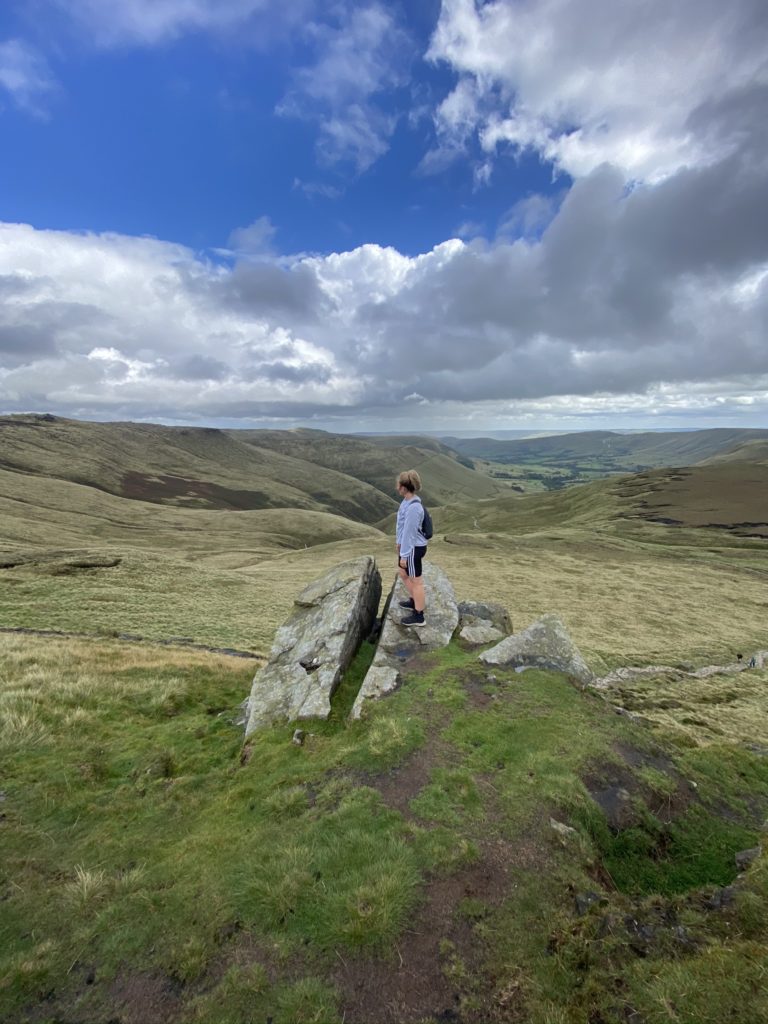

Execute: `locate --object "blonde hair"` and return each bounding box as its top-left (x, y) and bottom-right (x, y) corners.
top-left (397, 469), bottom-right (422, 493)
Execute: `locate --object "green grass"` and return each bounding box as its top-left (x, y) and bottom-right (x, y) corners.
top-left (2, 636), bottom-right (767, 1023)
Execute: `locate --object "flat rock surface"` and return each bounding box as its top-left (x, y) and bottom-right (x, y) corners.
top-left (351, 563), bottom-right (458, 718)
top-left (245, 556), bottom-right (381, 735)
top-left (479, 613), bottom-right (593, 686)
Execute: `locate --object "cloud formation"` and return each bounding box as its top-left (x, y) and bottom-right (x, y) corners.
top-left (427, 0), bottom-right (768, 183)
top-left (277, 4), bottom-right (413, 173)
top-left (0, 0), bottom-right (766, 428)
top-left (0, 39), bottom-right (57, 115)
top-left (1, 142), bottom-right (766, 428)
top-left (50, 0), bottom-right (307, 46)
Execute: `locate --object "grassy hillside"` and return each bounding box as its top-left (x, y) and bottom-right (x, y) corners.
top-left (234, 428), bottom-right (502, 505)
top-left (2, 448), bottom-right (767, 667)
top-left (701, 438), bottom-right (768, 466)
top-left (2, 420), bottom-right (768, 1022)
top-left (0, 415), bottom-right (396, 523)
top-left (0, 466), bottom-right (387, 652)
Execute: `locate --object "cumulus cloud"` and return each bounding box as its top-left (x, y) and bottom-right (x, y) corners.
top-left (1, 154), bottom-right (767, 426)
top-left (427, 0), bottom-right (768, 183)
top-left (0, 39), bottom-right (57, 116)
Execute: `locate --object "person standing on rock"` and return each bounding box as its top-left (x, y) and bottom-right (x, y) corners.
top-left (395, 469), bottom-right (428, 627)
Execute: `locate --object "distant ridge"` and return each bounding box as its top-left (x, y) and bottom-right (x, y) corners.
top-left (442, 427), bottom-right (768, 470)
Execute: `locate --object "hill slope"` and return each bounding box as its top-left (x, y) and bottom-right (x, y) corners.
top-left (232, 428), bottom-right (502, 505)
top-left (0, 415), bottom-right (396, 523)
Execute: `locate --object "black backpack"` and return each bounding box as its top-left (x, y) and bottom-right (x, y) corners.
top-left (420, 502), bottom-right (434, 540)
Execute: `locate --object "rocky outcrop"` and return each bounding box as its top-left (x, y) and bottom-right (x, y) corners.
top-left (350, 563), bottom-right (459, 719)
top-left (458, 600), bottom-right (512, 645)
top-left (479, 613), bottom-right (593, 686)
top-left (244, 557), bottom-right (381, 735)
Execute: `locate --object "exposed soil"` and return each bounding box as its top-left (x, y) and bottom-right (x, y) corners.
top-left (332, 832), bottom-right (536, 1024)
top-left (336, 666), bottom-right (544, 1024)
top-left (106, 970), bottom-right (184, 1024)
top-left (582, 742), bottom-right (698, 831)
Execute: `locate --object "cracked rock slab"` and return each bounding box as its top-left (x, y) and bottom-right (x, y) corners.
top-left (245, 556), bottom-right (381, 736)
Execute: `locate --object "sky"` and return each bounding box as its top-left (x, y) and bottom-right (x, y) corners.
top-left (0, 0), bottom-right (766, 434)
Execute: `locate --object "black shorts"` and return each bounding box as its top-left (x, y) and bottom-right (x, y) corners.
top-left (401, 546), bottom-right (427, 578)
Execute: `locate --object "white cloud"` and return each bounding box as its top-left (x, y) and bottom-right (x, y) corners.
top-left (0, 39), bottom-right (57, 116)
top-left (427, 0), bottom-right (768, 183)
top-left (277, 4), bottom-right (413, 173)
top-left (228, 216), bottom-right (277, 256)
top-left (1, 165), bottom-right (767, 428)
top-left (50, 0), bottom-right (304, 46)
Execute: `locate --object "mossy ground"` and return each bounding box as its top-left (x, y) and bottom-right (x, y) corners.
top-left (2, 636), bottom-right (766, 1023)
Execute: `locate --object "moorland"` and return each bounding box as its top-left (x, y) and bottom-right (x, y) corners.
top-left (1, 413), bottom-right (767, 1024)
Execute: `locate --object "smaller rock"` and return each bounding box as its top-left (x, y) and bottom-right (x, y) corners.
top-left (550, 818), bottom-right (577, 839)
top-left (350, 666), bottom-right (401, 718)
top-left (460, 623), bottom-right (504, 645)
top-left (735, 846), bottom-right (761, 871)
top-left (704, 886), bottom-right (736, 911)
top-left (574, 891), bottom-right (602, 916)
top-left (486, 673), bottom-right (498, 683)
top-left (457, 600), bottom-right (512, 634)
top-left (596, 913), bottom-right (618, 939)
top-left (612, 705), bottom-right (639, 719)
top-left (291, 729), bottom-right (306, 746)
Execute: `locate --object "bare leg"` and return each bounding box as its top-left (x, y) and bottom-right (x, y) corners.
top-left (411, 576), bottom-right (425, 613)
top-left (399, 565), bottom-right (415, 598)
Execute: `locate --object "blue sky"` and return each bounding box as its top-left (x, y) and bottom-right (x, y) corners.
top-left (0, 2), bottom-right (556, 256)
top-left (0, 0), bottom-right (766, 432)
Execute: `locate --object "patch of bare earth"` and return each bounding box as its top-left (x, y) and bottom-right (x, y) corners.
top-left (333, 672), bottom-right (545, 1023)
top-left (23, 968), bottom-right (185, 1024)
top-left (332, 826), bottom-right (544, 1024)
top-left (105, 971), bottom-right (184, 1024)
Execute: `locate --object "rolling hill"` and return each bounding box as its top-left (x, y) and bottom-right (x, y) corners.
top-left (0, 416), bottom-right (502, 524)
top-left (232, 428), bottom-right (502, 505)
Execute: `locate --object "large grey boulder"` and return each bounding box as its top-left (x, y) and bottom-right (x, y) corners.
top-left (245, 556), bottom-right (381, 736)
top-left (479, 613), bottom-right (593, 686)
top-left (350, 563), bottom-right (458, 718)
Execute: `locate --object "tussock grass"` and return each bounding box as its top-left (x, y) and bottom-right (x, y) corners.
top-left (607, 666), bottom-right (768, 748)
